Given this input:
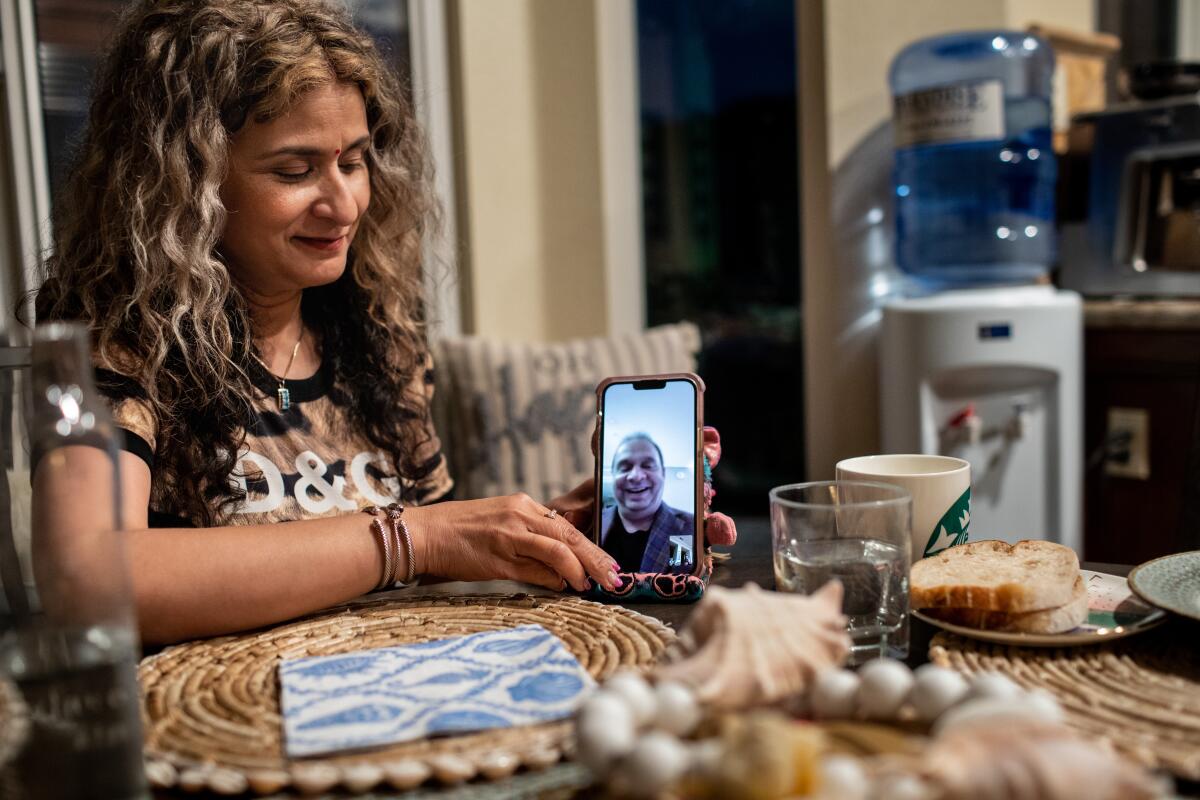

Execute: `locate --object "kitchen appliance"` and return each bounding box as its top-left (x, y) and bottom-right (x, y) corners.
top-left (1059, 92), bottom-right (1200, 295)
top-left (1061, 0), bottom-right (1200, 296)
top-left (880, 286), bottom-right (1082, 553)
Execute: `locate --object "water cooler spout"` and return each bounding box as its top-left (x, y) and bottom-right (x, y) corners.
top-left (1007, 403), bottom-right (1030, 441)
top-left (941, 402), bottom-right (1031, 452)
top-left (940, 404), bottom-right (982, 448)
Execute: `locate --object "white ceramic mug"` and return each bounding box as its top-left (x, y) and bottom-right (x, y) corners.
top-left (836, 454), bottom-right (970, 562)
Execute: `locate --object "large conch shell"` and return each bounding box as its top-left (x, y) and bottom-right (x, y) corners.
top-left (654, 581), bottom-right (850, 710)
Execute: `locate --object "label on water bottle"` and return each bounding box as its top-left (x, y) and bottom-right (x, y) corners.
top-left (893, 79), bottom-right (1005, 148)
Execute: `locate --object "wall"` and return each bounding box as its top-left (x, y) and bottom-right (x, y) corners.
top-left (805, 0), bottom-right (1095, 479)
top-left (449, 0), bottom-right (610, 343)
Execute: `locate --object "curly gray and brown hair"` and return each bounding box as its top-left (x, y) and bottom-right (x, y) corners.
top-left (35, 0), bottom-right (439, 525)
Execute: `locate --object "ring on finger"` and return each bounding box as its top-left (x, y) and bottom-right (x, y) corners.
top-left (544, 508), bottom-right (558, 520)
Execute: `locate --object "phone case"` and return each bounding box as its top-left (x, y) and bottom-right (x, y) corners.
top-left (593, 373), bottom-right (707, 581)
top-left (582, 564), bottom-right (710, 604)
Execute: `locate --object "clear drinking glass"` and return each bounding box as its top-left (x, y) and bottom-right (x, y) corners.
top-left (0, 324), bottom-right (148, 799)
top-left (770, 481), bottom-right (912, 665)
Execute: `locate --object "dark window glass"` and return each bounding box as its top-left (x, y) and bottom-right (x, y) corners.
top-left (35, 0), bottom-right (125, 199)
top-left (637, 0), bottom-right (803, 509)
top-left (342, 0), bottom-right (413, 96)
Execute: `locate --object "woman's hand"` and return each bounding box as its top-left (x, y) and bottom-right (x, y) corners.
top-left (405, 493), bottom-right (622, 591)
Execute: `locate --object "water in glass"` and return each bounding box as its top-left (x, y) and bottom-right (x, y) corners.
top-left (775, 537), bottom-right (908, 663)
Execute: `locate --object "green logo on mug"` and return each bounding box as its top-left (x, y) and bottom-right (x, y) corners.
top-left (923, 488), bottom-right (971, 557)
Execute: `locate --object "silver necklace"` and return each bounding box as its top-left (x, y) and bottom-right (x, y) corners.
top-left (252, 329), bottom-right (303, 411)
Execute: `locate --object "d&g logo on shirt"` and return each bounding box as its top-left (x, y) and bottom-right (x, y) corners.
top-left (231, 448), bottom-right (400, 515)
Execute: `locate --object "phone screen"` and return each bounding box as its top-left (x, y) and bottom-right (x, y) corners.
top-left (597, 378), bottom-right (699, 574)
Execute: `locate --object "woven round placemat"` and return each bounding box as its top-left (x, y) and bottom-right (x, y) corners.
top-left (930, 631), bottom-right (1200, 780)
top-left (140, 593), bottom-right (674, 796)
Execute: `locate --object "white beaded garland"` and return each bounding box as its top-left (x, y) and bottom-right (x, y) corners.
top-left (966, 672), bottom-right (1023, 702)
top-left (573, 653), bottom-right (1067, 800)
top-left (653, 681), bottom-right (703, 737)
top-left (622, 731), bottom-right (690, 799)
top-left (816, 755), bottom-right (869, 800)
top-left (811, 669), bottom-right (861, 719)
top-left (806, 662), bottom-right (1061, 731)
top-left (575, 691), bottom-right (637, 773)
top-left (605, 671), bottom-right (658, 727)
top-left (909, 664), bottom-right (970, 722)
top-left (856, 659), bottom-right (915, 719)
top-left (574, 676), bottom-right (700, 793)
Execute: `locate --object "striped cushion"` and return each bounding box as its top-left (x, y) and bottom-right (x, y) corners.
top-left (431, 322), bottom-right (701, 500)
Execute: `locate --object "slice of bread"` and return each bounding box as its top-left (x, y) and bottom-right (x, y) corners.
top-left (910, 539), bottom-right (1080, 613)
top-left (923, 575), bottom-right (1088, 633)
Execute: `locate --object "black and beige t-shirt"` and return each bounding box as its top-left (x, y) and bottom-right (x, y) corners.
top-left (110, 358), bottom-right (453, 527)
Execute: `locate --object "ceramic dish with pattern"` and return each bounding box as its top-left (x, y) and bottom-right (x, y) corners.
top-left (912, 570), bottom-right (1167, 646)
top-left (1128, 551), bottom-right (1200, 623)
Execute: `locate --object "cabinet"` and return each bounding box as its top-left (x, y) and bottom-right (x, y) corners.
top-left (1084, 302), bottom-right (1200, 563)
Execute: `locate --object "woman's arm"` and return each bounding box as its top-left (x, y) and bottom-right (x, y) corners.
top-left (124, 475), bottom-right (382, 643)
top-left (38, 448), bottom-right (620, 644)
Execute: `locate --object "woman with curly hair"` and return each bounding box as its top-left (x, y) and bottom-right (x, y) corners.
top-left (33, 0), bottom-right (623, 644)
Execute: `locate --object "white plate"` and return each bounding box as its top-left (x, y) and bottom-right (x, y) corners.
top-left (912, 570), bottom-right (1167, 647)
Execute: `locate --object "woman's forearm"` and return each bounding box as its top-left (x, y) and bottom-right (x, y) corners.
top-left (127, 514), bottom-right (380, 643)
top-left (66, 452), bottom-right (612, 644)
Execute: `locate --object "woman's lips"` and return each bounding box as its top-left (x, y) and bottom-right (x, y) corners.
top-left (294, 235), bottom-right (345, 252)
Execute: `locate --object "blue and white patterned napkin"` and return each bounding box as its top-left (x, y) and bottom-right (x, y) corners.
top-left (279, 624), bottom-right (595, 758)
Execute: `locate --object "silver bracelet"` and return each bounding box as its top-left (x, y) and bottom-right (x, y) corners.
top-left (362, 507), bottom-right (394, 591)
top-left (386, 503), bottom-right (416, 584)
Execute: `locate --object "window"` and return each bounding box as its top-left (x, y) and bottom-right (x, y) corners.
top-left (637, 0), bottom-right (803, 507)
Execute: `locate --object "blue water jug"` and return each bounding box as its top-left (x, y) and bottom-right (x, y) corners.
top-left (889, 31), bottom-right (1056, 286)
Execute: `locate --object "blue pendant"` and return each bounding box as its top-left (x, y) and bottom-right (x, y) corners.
top-left (277, 386), bottom-right (291, 411)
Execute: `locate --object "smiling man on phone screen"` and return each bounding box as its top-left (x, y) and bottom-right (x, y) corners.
top-left (599, 433), bottom-right (695, 573)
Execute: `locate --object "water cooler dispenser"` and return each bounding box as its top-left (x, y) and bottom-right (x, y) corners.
top-left (879, 31), bottom-right (1083, 553)
top-left (880, 287), bottom-right (1082, 552)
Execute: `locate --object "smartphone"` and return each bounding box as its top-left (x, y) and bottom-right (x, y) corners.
top-left (593, 373), bottom-right (705, 576)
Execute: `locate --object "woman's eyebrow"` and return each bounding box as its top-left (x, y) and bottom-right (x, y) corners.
top-left (256, 135), bottom-right (370, 160)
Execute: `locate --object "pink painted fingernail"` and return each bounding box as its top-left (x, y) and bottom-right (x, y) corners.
top-left (611, 575), bottom-right (624, 589)
top-left (609, 563), bottom-right (620, 575)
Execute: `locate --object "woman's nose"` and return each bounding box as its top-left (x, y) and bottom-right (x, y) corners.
top-left (311, 169), bottom-right (359, 225)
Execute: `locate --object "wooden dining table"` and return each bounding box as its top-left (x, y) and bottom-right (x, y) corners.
top-left (150, 516), bottom-right (1199, 799)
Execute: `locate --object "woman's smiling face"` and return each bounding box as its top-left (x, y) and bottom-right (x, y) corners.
top-left (219, 81), bottom-right (371, 296)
